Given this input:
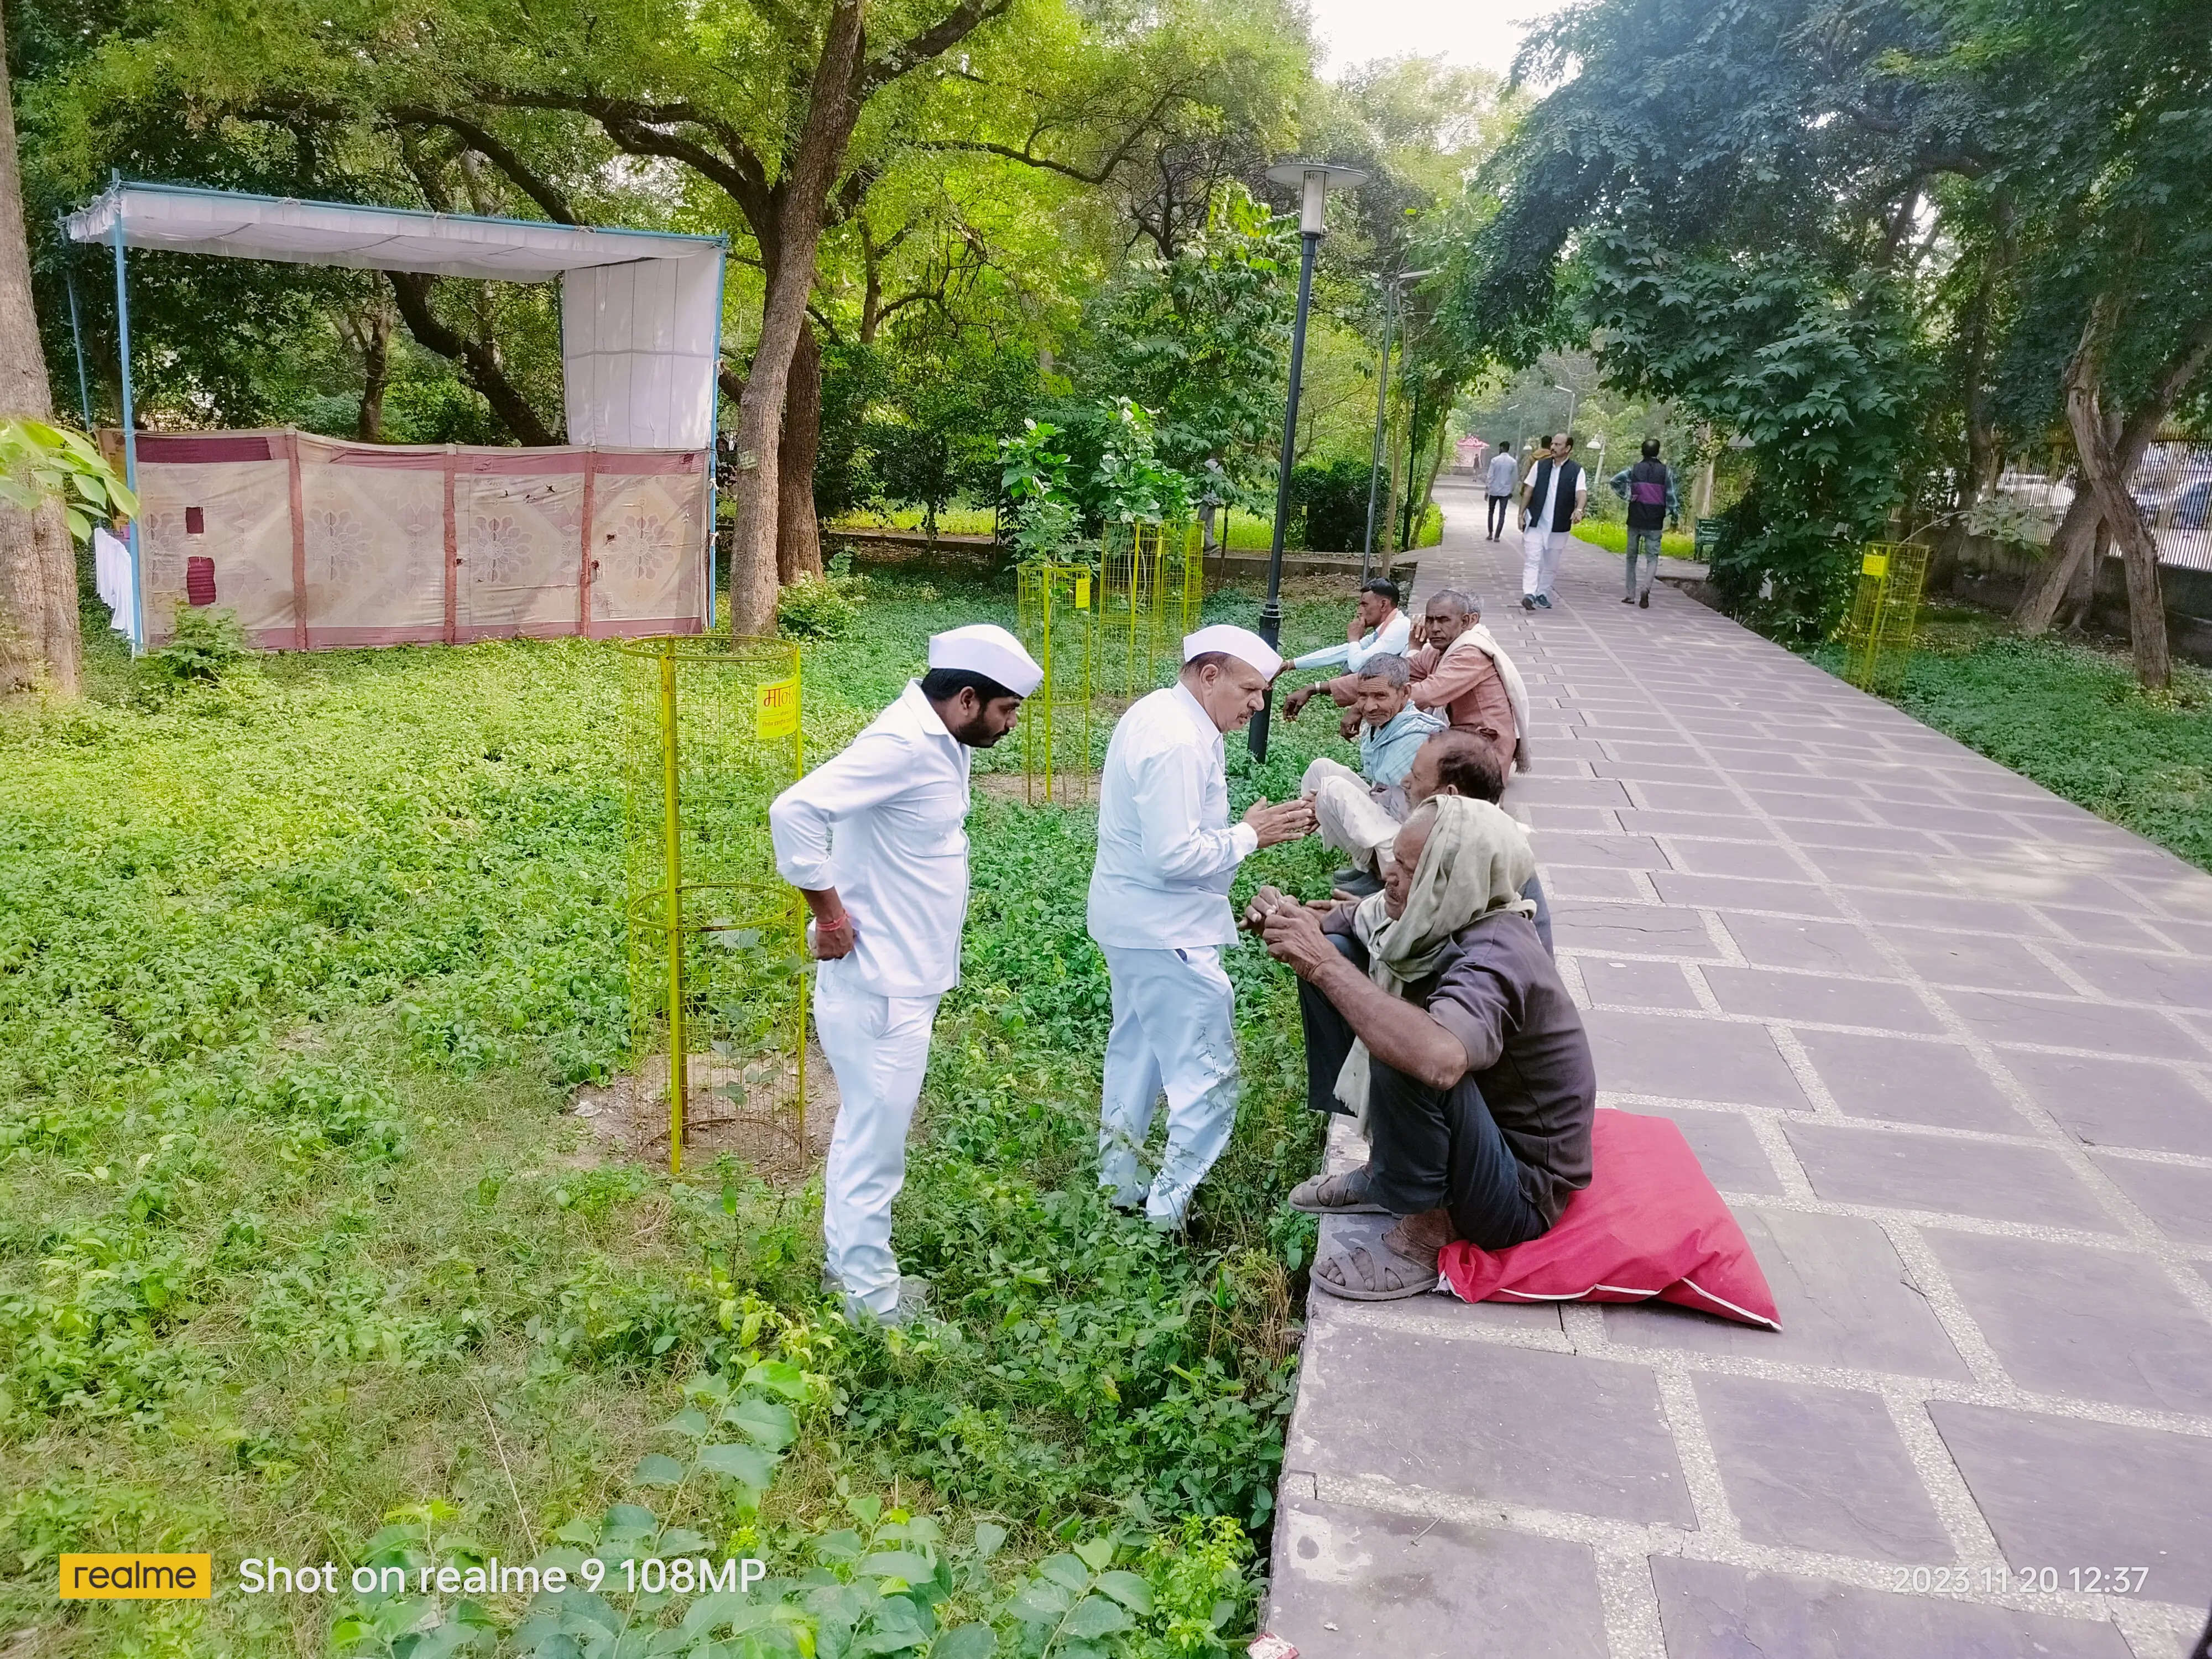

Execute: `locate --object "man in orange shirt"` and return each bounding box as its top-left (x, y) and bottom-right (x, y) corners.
top-left (1286, 588), bottom-right (1526, 782)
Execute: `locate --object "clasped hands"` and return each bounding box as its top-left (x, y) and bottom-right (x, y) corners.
top-left (1240, 884), bottom-right (1343, 979)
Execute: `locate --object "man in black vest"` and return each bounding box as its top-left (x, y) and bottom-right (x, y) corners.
top-left (1518, 432), bottom-right (1585, 611)
top-left (1609, 437), bottom-right (1680, 609)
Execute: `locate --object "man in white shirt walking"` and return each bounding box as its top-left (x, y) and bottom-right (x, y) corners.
top-left (1519, 432), bottom-right (1587, 611)
top-left (1484, 442), bottom-right (1520, 541)
top-left (770, 623), bottom-right (1042, 1325)
top-left (1089, 624), bottom-right (1316, 1230)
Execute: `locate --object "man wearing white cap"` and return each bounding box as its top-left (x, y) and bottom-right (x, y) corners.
top-left (770, 623), bottom-right (1042, 1323)
top-left (1089, 624), bottom-right (1317, 1229)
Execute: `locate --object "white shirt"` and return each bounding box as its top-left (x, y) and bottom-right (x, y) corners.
top-left (769, 681), bottom-right (972, 999)
top-left (1486, 452), bottom-right (1520, 495)
top-left (1292, 608), bottom-right (1413, 672)
top-left (1525, 458), bottom-right (1587, 531)
top-left (1088, 682), bottom-right (1258, 950)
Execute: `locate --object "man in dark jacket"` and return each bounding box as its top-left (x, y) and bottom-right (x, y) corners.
top-left (1609, 438), bottom-right (1681, 609)
top-left (1518, 432), bottom-right (1585, 611)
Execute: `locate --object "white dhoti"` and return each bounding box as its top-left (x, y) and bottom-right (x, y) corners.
top-left (814, 961), bottom-right (943, 1315)
top-left (1097, 943), bottom-right (1240, 1228)
top-left (1523, 529), bottom-right (1573, 600)
top-left (1301, 757), bottom-right (1405, 874)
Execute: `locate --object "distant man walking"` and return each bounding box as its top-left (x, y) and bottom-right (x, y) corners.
top-left (770, 624), bottom-right (1042, 1326)
top-left (1610, 438), bottom-right (1681, 609)
top-left (1090, 625), bottom-right (1316, 1229)
top-left (1519, 433), bottom-right (1585, 611)
top-left (1484, 442), bottom-right (1519, 541)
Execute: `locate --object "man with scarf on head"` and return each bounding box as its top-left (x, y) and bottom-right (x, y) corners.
top-left (1285, 587), bottom-right (1527, 785)
top-left (1246, 795), bottom-right (1595, 1300)
top-left (771, 623), bottom-right (1042, 1327)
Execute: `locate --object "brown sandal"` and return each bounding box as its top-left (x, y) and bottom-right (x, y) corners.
top-left (1290, 1166), bottom-right (1389, 1215)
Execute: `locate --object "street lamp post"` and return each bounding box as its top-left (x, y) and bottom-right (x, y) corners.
top-left (1361, 267), bottom-right (1437, 583)
top-left (1251, 160), bottom-right (1368, 763)
top-left (1553, 383), bottom-right (1579, 442)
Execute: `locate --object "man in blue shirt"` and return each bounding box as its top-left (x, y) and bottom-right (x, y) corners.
top-left (1609, 438), bottom-right (1681, 609)
top-left (1301, 653), bottom-right (1443, 888)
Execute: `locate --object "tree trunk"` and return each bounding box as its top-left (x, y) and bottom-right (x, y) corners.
top-left (776, 320), bottom-right (825, 583)
top-left (357, 307), bottom-right (392, 441)
top-left (2060, 516), bottom-right (2107, 633)
top-left (2064, 305), bottom-right (2169, 688)
top-left (725, 0), bottom-right (869, 635)
top-left (0, 2), bottom-right (83, 696)
top-left (386, 271), bottom-right (559, 446)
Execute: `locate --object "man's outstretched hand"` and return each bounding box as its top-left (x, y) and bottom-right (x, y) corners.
top-left (1243, 796), bottom-right (1316, 848)
top-left (1282, 685), bottom-right (1318, 722)
top-left (1259, 900), bottom-right (1340, 980)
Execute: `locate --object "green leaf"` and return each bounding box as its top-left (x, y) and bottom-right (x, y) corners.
top-left (632, 1453), bottom-right (687, 1488)
top-left (1010, 1582), bottom-right (1072, 1623)
top-left (1094, 1571), bottom-right (1152, 1614)
top-left (854, 1551), bottom-right (935, 1584)
top-left (931, 1626), bottom-right (995, 1659)
top-left (696, 1441), bottom-right (776, 1487)
top-left (1071, 1539), bottom-right (1114, 1573)
top-left (744, 1360), bottom-right (808, 1400)
top-left (969, 1523), bottom-right (1006, 1563)
top-left (725, 1396), bottom-right (797, 1449)
top-left (1036, 1554), bottom-right (1092, 1593)
top-left (1059, 1596), bottom-right (1131, 1640)
top-left (660, 1407), bottom-right (712, 1439)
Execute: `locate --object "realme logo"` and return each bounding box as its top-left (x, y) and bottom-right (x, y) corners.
top-left (58, 1554), bottom-right (213, 1599)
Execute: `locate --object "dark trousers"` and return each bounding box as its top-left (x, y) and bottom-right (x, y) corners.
top-left (1297, 935), bottom-right (1551, 1250)
top-left (1486, 493), bottom-right (1511, 538)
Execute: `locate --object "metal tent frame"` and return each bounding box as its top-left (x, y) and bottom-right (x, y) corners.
top-left (62, 175), bottom-right (730, 646)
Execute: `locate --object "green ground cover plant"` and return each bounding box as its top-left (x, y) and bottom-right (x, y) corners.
top-left (1, 577), bottom-right (1357, 1656)
top-left (1807, 606), bottom-right (2212, 872)
top-left (1570, 521), bottom-right (1697, 560)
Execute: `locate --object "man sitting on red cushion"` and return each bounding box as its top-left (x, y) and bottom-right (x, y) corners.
top-left (1248, 796), bottom-right (1595, 1300)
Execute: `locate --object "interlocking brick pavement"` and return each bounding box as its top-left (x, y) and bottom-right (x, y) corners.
top-left (1266, 481), bottom-right (2212, 1658)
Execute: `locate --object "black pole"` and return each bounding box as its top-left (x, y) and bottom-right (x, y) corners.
top-left (1361, 278), bottom-right (1395, 582)
top-left (1250, 226), bottom-right (1321, 763)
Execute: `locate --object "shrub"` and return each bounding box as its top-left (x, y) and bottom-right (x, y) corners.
top-left (777, 574), bottom-right (868, 639)
top-left (1290, 459), bottom-right (1373, 552)
top-left (149, 604), bottom-right (253, 683)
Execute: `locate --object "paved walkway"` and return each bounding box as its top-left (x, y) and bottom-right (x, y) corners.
top-left (1266, 479), bottom-right (2212, 1659)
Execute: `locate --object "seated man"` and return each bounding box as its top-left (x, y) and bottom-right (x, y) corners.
top-left (1252, 797), bottom-right (1596, 1300)
top-left (1285, 588), bottom-right (1525, 781)
top-left (1302, 726), bottom-right (1553, 953)
top-left (1287, 576), bottom-right (1414, 677)
top-left (1298, 652), bottom-right (1441, 811)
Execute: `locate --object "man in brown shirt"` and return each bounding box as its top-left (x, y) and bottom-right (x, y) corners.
top-left (1286, 588), bottom-right (1518, 781)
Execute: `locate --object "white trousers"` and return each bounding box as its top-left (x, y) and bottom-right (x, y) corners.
top-left (1301, 757), bottom-right (1401, 874)
top-left (1098, 943), bottom-right (1241, 1227)
top-left (1522, 528), bottom-right (1573, 599)
top-left (814, 961), bottom-right (942, 1314)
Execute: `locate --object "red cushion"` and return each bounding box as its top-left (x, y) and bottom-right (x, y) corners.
top-left (1438, 1109), bottom-right (1781, 1328)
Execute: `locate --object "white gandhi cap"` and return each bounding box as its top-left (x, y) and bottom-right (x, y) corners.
top-left (1182, 623), bottom-right (1282, 681)
top-left (927, 623), bottom-right (1044, 697)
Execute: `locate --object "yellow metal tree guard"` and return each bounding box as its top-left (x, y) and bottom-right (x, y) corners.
top-left (1841, 541), bottom-right (1930, 696)
top-left (622, 635), bottom-right (808, 1175)
top-left (1098, 520), bottom-right (1203, 697)
top-left (1016, 561), bottom-right (1097, 806)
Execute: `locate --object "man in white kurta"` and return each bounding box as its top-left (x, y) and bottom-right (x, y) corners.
top-left (1088, 625), bottom-right (1316, 1229)
top-left (770, 624), bottom-right (1042, 1322)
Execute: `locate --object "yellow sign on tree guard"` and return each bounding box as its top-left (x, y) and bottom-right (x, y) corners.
top-left (1841, 540), bottom-right (1928, 696)
top-left (620, 635), bottom-right (810, 1175)
top-left (1016, 561), bottom-right (1097, 806)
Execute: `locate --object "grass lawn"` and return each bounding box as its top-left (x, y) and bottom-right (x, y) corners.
top-left (828, 504), bottom-right (1444, 554)
top-left (1806, 605), bottom-right (2212, 873)
top-left (0, 576), bottom-right (1382, 1657)
top-left (1571, 521), bottom-right (1698, 560)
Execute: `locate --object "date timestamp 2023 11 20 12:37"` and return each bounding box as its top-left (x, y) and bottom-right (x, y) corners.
top-left (1890, 1566), bottom-right (2152, 1595)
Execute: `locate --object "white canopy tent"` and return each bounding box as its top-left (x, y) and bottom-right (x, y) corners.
top-left (65, 180), bottom-right (728, 644)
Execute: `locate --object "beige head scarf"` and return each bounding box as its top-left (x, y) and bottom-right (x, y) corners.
top-left (1457, 622), bottom-right (1532, 771)
top-left (1337, 795), bottom-right (1538, 1120)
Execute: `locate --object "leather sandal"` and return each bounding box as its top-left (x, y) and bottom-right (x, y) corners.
top-left (1289, 1166), bottom-right (1389, 1215)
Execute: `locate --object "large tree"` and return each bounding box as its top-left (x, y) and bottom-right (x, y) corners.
top-left (1, 0), bottom-right (79, 695)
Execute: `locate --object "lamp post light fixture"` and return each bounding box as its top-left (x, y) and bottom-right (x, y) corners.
top-left (1362, 266), bottom-right (1438, 583)
top-left (1553, 383), bottom-right (1579, 442)
top-left (1251, 159), bottom-right (1368, 763)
